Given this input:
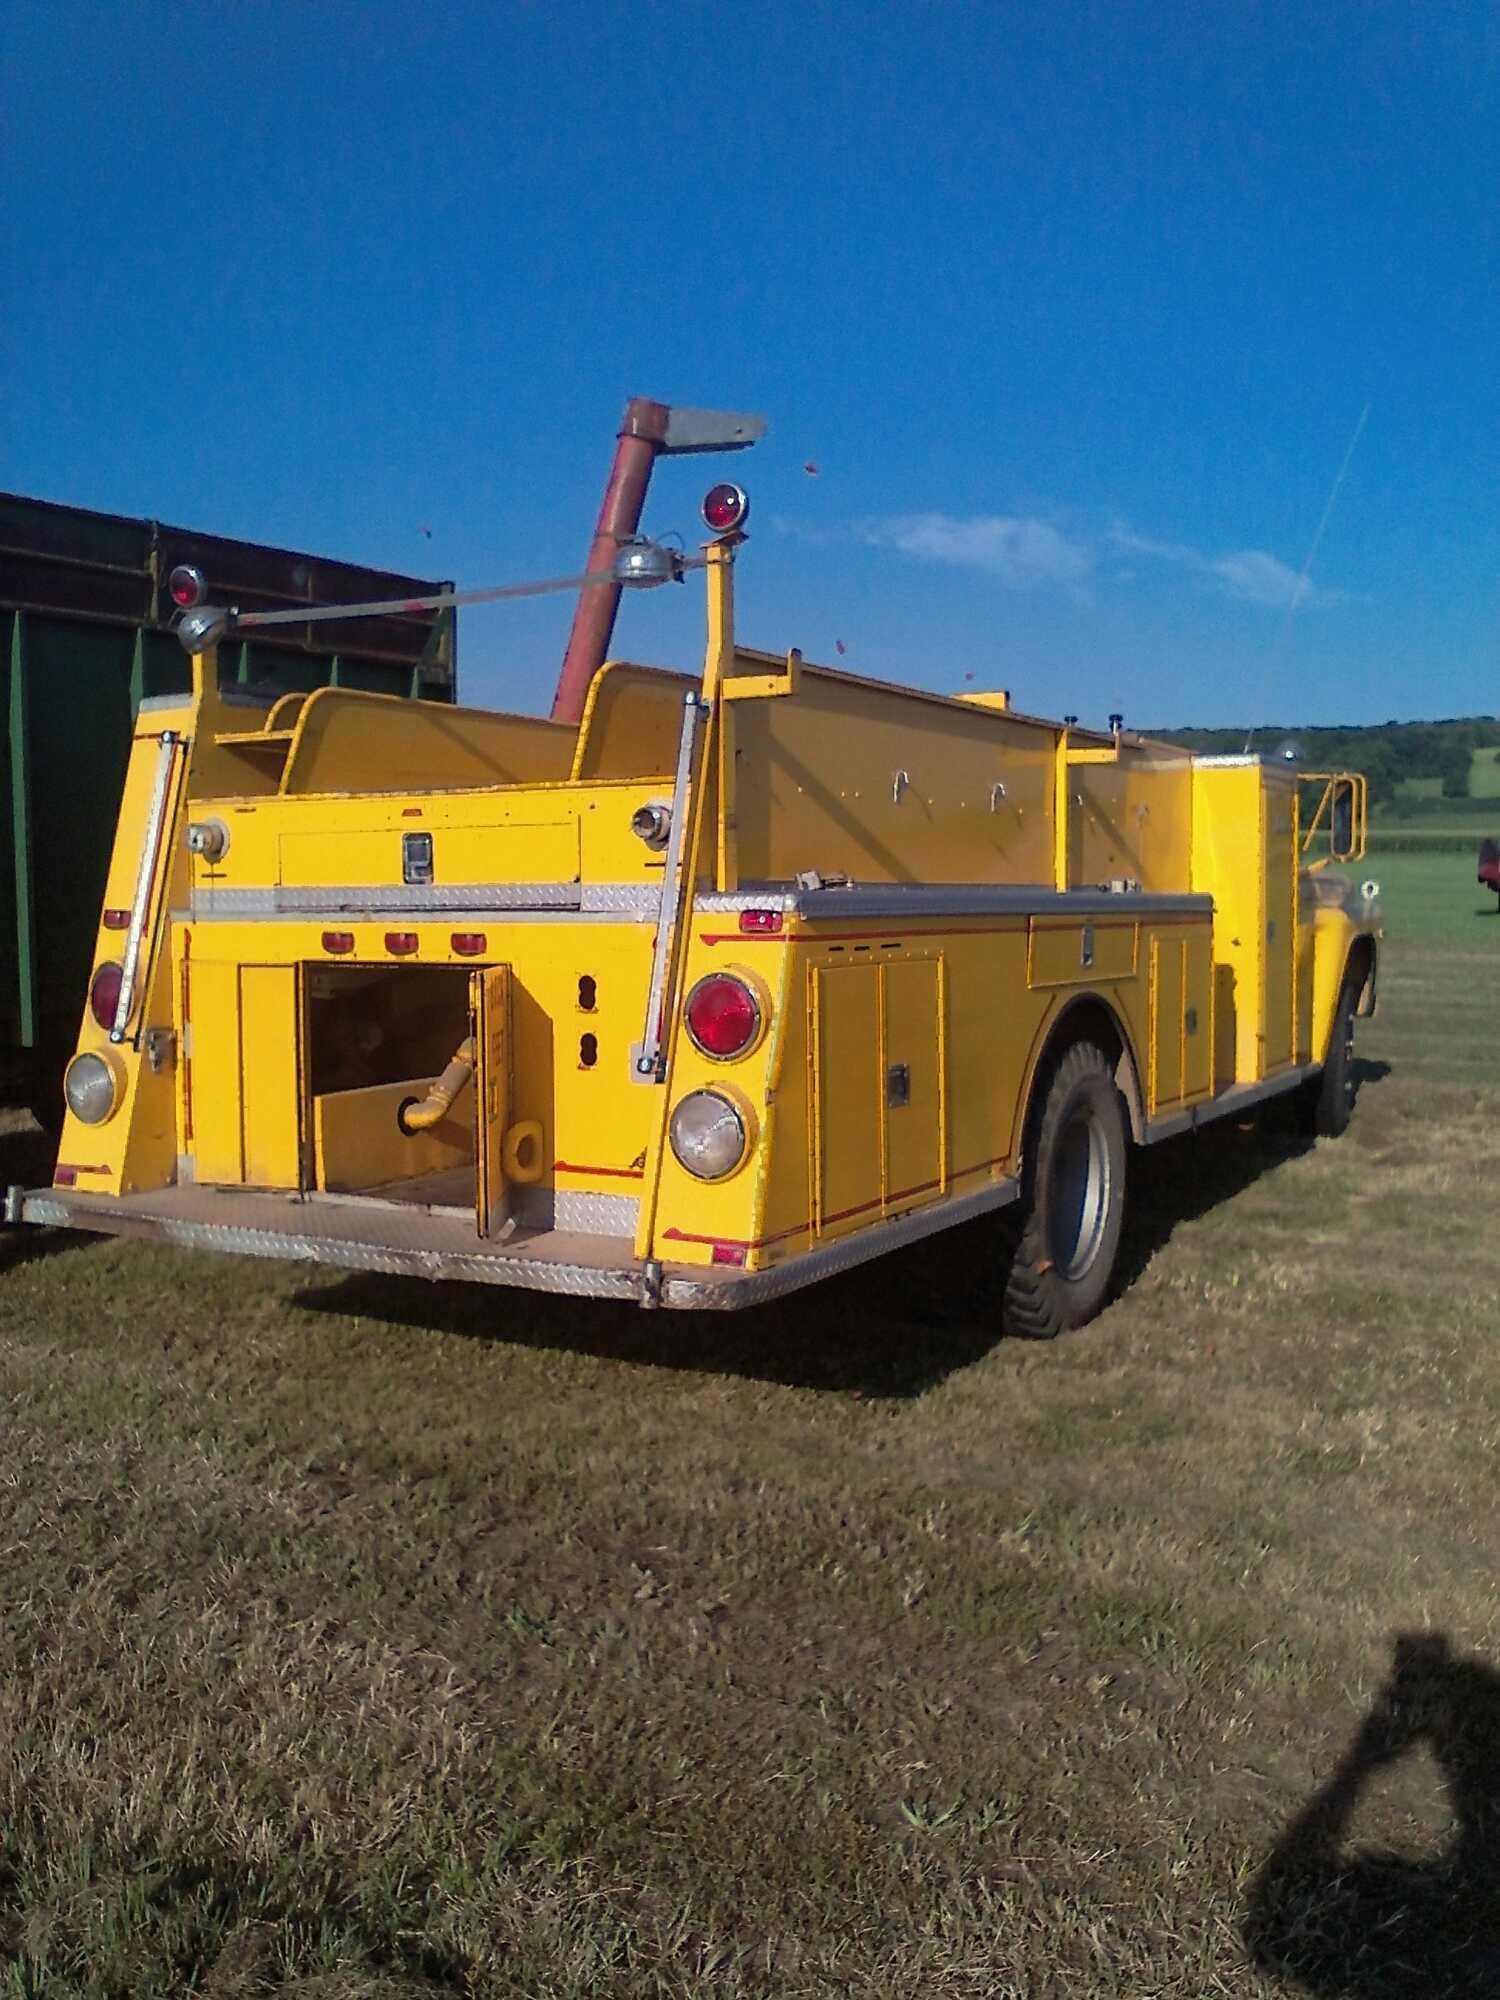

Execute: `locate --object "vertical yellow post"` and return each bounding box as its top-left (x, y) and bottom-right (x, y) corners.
top-left (704, 539), bottom-right (739, 891)
top-left (1053, 727), bottom-right (1070, 891)
top-left (632, 538), bottom-right (738, 1267)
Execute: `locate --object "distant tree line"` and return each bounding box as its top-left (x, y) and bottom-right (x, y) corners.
top-left (1154, 717), bottom-right (1500, 806)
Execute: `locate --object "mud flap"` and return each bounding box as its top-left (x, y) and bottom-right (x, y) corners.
top-left (470, 966), bottom-right (510, 1237)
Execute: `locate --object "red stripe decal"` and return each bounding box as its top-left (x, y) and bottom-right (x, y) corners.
top-left (660, 1153), bottom-right (1013, 1252)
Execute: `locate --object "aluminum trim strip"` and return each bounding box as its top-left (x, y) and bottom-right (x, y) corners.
top-left (178, 906), bottom-right (643, 928)
top-left (785, 885), bottom-right (1215, 920)
top-left (662, 1174), bottom-right (1022, 1310)
top-left (183, 881), bottom-right (1213, 923)
top-left (16, 1192), bottom-right (643, 1299)
top-left (187, 883), bottom-right (585, 916)
top-left (1141, 1063), bottom-right (1318, 1145)
top-left (276, 883), bottom-right (582, 912)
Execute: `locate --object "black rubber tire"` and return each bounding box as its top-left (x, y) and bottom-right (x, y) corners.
top-left (1309, 975), bottom-right (1359, 1138)
top-left (1001, 1040), bottom-right (1128, 1340)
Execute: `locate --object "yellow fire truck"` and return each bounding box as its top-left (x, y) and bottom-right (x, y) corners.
top-left (8, 414), bottom-right (1379, 1328)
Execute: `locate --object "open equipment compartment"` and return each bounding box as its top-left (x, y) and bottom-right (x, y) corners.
top-left (305, 962), bottom-right (478, 1209)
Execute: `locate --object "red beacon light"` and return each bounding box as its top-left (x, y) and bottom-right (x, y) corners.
top-left (702, 483), bottom-right (749, 536)
top-left (167, 564), bottom-right (208, 610)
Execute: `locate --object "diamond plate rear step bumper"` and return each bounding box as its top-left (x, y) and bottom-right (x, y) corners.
top-left (10, 1182), bottom-right (681, 1302)
top-left (7, 1168), bottom-right (1022, 1314)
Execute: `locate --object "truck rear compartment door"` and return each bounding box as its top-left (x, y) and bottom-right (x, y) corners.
top-left (470, 965), bottom-right (510, 1238)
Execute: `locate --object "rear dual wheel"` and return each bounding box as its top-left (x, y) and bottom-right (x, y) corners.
top-left (1001, 1040), bottom-right (1128, 1341)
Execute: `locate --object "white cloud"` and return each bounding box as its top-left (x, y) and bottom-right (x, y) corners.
top-left (857, 512), bottom-right (1092, 587)
top-left (1209, 548), bottom-right (1316, 608)
top-left (774, 508), bottom-right (1338, 610)
top-left (1107, 522), bottom-right (1333, 609)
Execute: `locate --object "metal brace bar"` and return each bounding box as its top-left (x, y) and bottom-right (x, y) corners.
top-left (111, 731), bottom-right (180, 1044)
top-left (633, 691), bottom-right (707, 1082)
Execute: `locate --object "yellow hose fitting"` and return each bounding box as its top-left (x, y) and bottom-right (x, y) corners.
top-left (400, 1036), bottom-right (475, 1133)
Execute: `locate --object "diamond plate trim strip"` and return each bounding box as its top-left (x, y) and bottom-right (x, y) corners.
top-left (17, 1193), bottom-right (642, 1299)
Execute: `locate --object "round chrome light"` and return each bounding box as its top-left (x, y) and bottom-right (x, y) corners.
top-left (669, 1089), bottom-right (749, 1181)
top-left (630, 802), bottom-right (672, 850)
top-left (168, 563), bottom-right (207, 609)
top-left (89, 961), bottom-right (124, 1031)
top-left (175, 604), bottom-right (233, 654)
top-left (64, 1051), bottom-right (121, 1126)
top-left (684, 972), bottom-right (762, 1059)
top-left (702, 483), bottom-right (749, 534)
top-left (613, 538), bottom-right (681, 589)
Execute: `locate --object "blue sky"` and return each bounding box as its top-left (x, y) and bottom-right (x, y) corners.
top-left (3, 0), bottom-right (1495, 726)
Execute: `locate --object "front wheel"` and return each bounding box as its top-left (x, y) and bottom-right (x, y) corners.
top-left (1306, 975), bottom-right (1359, 1138)
top-left (1001, 1040), bottom-right (1128, 1340)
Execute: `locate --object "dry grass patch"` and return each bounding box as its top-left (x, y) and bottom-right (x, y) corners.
top-left (3, 852), bottom-right (1499, 1995)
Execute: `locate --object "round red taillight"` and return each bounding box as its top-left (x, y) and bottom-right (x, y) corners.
top-left (684, 973), bottom-right (761, 1059)
top-left (701, 483), bottom-right (749, 535)
top-left (168, 563), bottom-right (207, 609)
top-left (89, 960), bottom-right (124, 1030)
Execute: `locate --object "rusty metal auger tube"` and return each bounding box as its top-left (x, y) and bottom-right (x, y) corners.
top-left (400, 1037), bottom-right (475, 1133)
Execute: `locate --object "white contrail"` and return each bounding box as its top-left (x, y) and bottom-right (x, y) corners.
top-left (1245, 401), bottom-right (1370, 750)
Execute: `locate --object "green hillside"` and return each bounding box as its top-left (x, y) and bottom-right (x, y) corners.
top-left (1154, 716), bottom-right (1500, 813)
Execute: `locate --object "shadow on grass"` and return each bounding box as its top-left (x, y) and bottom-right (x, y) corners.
top-left (0, 1119), bottom-right (95, 1274)
top-left (295, 1066), bottom-right (1393, 1397)
top-left (1245, 1632), bottom-right (1500, 1997)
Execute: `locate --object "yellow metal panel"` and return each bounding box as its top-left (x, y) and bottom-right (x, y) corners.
top-left (472, 966), bottom-right (510, 1237)
top-left (1149, 934), bottom-right (1184, 1112)
top-left (1310, 904), bottom-right (1360, 1060)
top-left (812, 964), bottom-right (882, 1238)
top-left (942, 924), bottom-right (1031, 1174)
top-left (277, 820), bottom-right (580, 889)
top-left (1191, 764), bottom-right (1265, 1084)
top-left (1074, 753), bottom-right (1195, 892)
top-left (281, 687), bottom-right (575, 794)
top-left (728, 664), bottom-right (1057, 886)
top-left (1183, 925), bottom-right (1214, 1099)
top-left (56, 714), bottom-right (194, 1196)
top-left (881, 957), bottom-right (945, 1213)
top-left (1028, 919), bottom-right (1137, 988)
top-left (314, 1080), bottom-right (471, 1192)
top-left (187, 959), bottom-right (245, 1184)
top-left (570, 662), bottom-right (694, 781)
top-left (188, 784), bottom-right (669, 900)
top-left (1262, 774), bottom-right (1296, 1073)
top-left (239, 966), bottom-right (302, 1187)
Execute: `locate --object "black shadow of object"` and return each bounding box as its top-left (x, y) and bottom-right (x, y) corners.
top-left (1245, 1633), bottom-right (1500, 1997)
top-left (295, 1247), bottom-right (1003, 1400)
top-left (294, 1060), bottom-right (1397, 1397)
top-left (0, 1119), bottom-right (95, 1273)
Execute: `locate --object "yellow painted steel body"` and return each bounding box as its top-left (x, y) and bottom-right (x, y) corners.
top-left (38, 536), bottom-right (1380, 1308)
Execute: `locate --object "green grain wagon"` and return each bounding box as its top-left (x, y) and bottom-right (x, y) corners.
top-left (2, 491), bottom-right (455, 1120)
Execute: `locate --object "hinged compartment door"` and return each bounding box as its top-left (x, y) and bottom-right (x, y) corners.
top-left (880, 957), bottom-right (945, 1215)
top-left (470, 965), bottom-right (511, 1238)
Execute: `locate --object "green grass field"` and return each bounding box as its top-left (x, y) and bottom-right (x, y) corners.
top-left (2, 853), bottom-right (1498, 1998)
top-left (1389, 746), bottom-right (1500, 813)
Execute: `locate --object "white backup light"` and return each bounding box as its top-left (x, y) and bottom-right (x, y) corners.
top-left (64, 1052), bottom-right (120, 1125)
top-left (669, 1090), bottom-right (749, 1181)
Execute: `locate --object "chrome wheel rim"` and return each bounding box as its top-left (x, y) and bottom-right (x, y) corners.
top-left (1050, 1106), bottom-right (1111, 1281)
